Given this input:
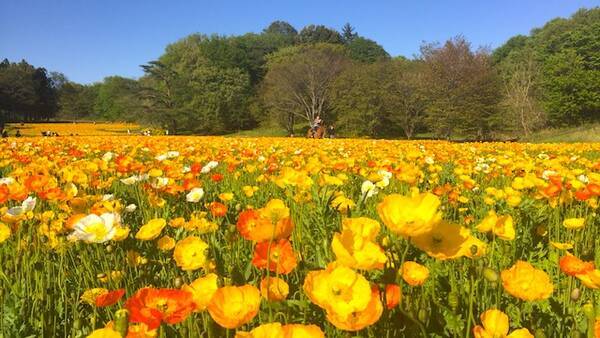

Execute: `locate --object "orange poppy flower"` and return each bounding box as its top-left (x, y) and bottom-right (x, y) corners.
top-left (125, 287), bottom-right (195, 330)
top-left (236, 209), bottom-right (261, 238)
top-left (25, 174), bottom-right (50, 193)
top-left (542, 184), bottom-right (561, 198)
top-left (559, 253), bottom-right (595, 276)
top-left (588, 183), bottom-right (600, 196)
top-left (182, 178), bottom-right (201, 190)
top-left (211, 173), bottom-right (224, 182)
top-left (9, 185), bottom-right (28, 202)
top-left (207, 285), bottom-right (261, 329)
top-left (252, 239), bottom-right (297, 274)
top-left (282, 324), bottom-right (325, 338)
top-left (237, 199), bottom-right (294, 242)
top-left (385, 284), bottom-right (401, 309)
top-left (236, 208), bottom-right (293, 242)
top-left (260, 276), bottom-right (289, 302)
top-left (95, 289), bottom-right (126, 307)
top-left (401, 261), bottom-right (430, 286)
top-left (0, 185), bottom-right (9, 204)
top-left (575, 188), bottom-right (592, 201)
top-left (326, 285), bottom-right (383, 331)
top-left (209, 202), bottom-right (227, 218)
top-left (38, 187), bottom-right (66, 201)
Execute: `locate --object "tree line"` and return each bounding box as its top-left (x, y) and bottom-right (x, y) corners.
top-left (1, 8), bottom-right (598, 138)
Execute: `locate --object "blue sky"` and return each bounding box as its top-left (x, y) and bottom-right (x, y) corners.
top-left (1, 0), bottom-right (597, 84)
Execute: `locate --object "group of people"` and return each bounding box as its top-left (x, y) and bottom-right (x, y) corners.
top-left (41, 131), bottom-right (59, 137)
top-left (308, 115), bottom-right (335, 138)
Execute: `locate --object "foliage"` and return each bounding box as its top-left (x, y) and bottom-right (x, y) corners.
top-left (346, 37), bottom-right (390, 63)
top-left (93, 76), bottom-right (143, 122)
top-left (262, 43), bottom-right (350, 134)
top-left (494, 7), bottom-right (600, 127)
top-left (297, 24), bottom-right (344, 44)
top-left (56, 82), bottom-right (99, 120)
top-left (420, 36), bottom-right (502, 140)
top-left (331, 61), bottom-right (391, 137)
top-left (0, 59), bottom-right (58, 128)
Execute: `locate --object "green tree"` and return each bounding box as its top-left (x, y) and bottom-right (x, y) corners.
top-left (385, 60), bottom-right (429, 139)
top-left (341, 23), bottom-right (357, 42)
top-left (142, 34), bottom-right (255, 134)
top-left (93, 76), bottom-right (142, 121)
top-left (494, 7), bottom-right (600, 126)
top-left (421, 36), bottom-right (502, 139)
top-left (0, 59), bottom-right (58, 123)
top-left (57, 82), bottom-right (98, 119)
top-left (298, 25), bottom-right (343, 44)
top-left (262, 44), bottom-right (350, 134)
top-left (331, 59), bottom-right (427, 138)
top-left (346, 37), bottom-right (390, 63)
top-left (497, 47), bottom-right (545, 136)
top-left (542, 49), bottom-right (600, 124)
top-left (263, 21), bottom-right (298, 46)
top-left (331, 61), bottom-right (389, 137)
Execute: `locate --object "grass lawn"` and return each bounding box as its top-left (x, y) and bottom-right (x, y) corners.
top-left (524, 123), bottom-right (600, 143)
top-left (226, 123), bottom-right (600, 143)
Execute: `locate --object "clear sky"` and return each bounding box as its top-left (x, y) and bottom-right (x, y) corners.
top-left (1, 0), bottom-right (597, 84)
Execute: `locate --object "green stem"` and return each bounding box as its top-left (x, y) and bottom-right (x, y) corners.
top-left (464, 274), bottom-right (476, 338)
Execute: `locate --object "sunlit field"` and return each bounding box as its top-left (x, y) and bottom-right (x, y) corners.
top-left (1, 136), bottom-right (600, 337)
top-left (5, 122), bottom-right (141, 137)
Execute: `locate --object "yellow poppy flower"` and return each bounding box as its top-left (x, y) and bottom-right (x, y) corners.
top-left (501, 261), bottom-right (553, 301)
top-left (173, 236), bottom-right (209, 271)
top-left (135, 218), bottom-right (166, 241)
top-left (476, 211), bottom-right (515, 241)
top-left (377, 192), bottom-right (442, 238)
top-left (563, 218), bottom-right (585, 229)
top-left (411, 221), bottom-right (487, 260)
top-left (182, 273), bottom-right (219, 311)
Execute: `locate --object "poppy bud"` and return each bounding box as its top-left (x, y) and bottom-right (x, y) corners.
top-left (72, 318), bottom-right (82, 330)
top-left (114, 309), bottom-right (129, 337)
top-left (417, 308), bottom-right (428, 322)
top-left (483, 268), bottom-right (498, 282)
top-left (570, 288), bottom-right (580, 301)
top-left (583, 303), bottom-right (595, 320)
top-left (105, 245), bottom-right (113, 253)
top-left (174, 276), bottom-right (183, 288)
top-left (448, 292), bottom-right (459, 311)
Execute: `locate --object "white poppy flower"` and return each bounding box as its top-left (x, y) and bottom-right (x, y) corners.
top-left (361, 180), bottom-right (378, 199)
top-left (67, 213), bottom-right (119, 243)
top-left (186, 187), bottom-right (205, 202)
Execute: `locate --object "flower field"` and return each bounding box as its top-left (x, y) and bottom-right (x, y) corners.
top-left (1, 136), bottom-right (600, 338)
top-left (5, 122), bottom-right (141, 137)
